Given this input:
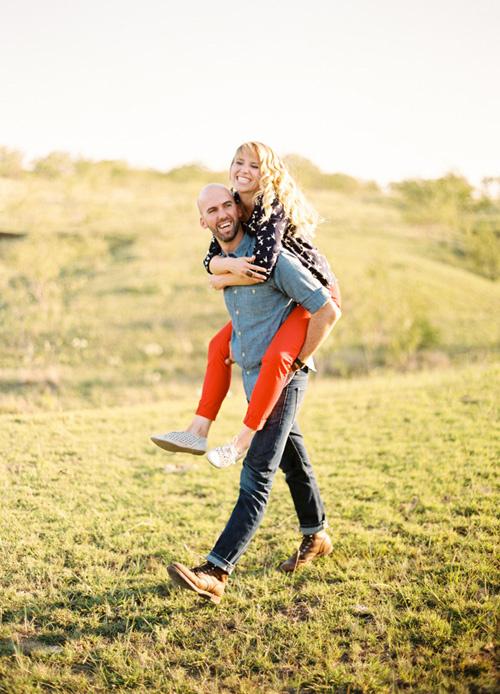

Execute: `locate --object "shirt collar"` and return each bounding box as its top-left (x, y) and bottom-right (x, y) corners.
top-left (224, 232), bottom-right (254, 258)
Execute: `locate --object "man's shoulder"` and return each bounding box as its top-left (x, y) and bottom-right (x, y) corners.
top-left (273, 248), bottom-right (310, 277)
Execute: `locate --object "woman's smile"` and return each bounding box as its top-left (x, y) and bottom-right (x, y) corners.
top-left (230, 151), bottom-right (261, 195)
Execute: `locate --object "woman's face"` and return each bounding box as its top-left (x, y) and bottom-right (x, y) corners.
top-left (230, 149), bottom-right (261, 196)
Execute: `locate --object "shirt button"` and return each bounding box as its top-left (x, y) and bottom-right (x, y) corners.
top-left (238, 331), bottom-right (241, 336)
top-left (242, 352), bottom-right (245, 357)
top-left (236, 310), bottom-right (239, 315)
top-left (246, 371), bottom-right (251, 375)
top-left (233, 289), bottom-right (237, 294)
top-left (252, 289), bottom-right (256, 294)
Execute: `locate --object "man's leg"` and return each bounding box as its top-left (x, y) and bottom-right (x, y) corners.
top-left (205, 370), bottom-right (309, 573)
top-left (168, 372), bottom-right (309, 601)
top-left (278, 425), bottom-right (333, 572)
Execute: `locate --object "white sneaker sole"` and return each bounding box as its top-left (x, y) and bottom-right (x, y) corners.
top-left (150, 434), bottom-right (207, 455)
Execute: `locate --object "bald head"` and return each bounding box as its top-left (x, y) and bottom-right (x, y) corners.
top-left (198, 183), bottom-right (243, 250)
top-left (197, 183), bottom-right (233, 212)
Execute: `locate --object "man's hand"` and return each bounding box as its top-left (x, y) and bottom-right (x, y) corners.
top-left (209, 275), bottom-right (231, 290)
top-left (225, 342), bottom-right (235, 366)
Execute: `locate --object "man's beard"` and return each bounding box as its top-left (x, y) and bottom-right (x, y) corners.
top-left (212, 219), bottom-right (240, 244)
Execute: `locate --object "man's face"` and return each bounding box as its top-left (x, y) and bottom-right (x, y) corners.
top-left (199, 187), bottom-right (242, 245)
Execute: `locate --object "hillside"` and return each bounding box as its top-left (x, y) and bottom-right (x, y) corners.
top-left (0, 162), bottom-right (499, 414)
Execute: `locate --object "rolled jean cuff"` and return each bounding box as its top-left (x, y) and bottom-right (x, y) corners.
top-left (299, 520), bottom-right (329, 535)
top-left (206, 551), bottom-right (236, 575)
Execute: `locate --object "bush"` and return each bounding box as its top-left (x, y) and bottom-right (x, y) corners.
top-left (391, 173), bottom-right (474, 226)
top-left (0, 147), bottom-right (25, 179)
top-left (32, 151), bottom-right (77, 179)
top-left (464, 219), bottom-right (500, 280)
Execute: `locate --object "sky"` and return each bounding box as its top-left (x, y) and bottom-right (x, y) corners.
top-left (2, 0), bottom-right (499, 186)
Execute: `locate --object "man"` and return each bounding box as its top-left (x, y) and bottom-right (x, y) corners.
top-left (167, 184), bottom-right (340, 604)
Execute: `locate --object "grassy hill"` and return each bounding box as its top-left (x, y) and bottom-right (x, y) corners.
top-left (0, 162), bottom-right (499, 414)
top-left (0, 158), bottom-right (499, 691)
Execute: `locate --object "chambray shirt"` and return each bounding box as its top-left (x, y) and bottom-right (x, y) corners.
top-left (223, 233), bottom-right (331, 399)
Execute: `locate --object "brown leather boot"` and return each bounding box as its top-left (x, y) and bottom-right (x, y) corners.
top-left (167, 561), bottom-right (228, 604)
top-left (280, 531), bottom-right (333, 573)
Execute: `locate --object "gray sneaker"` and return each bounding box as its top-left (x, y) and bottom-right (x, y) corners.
top-left (150, 430), bottom-right (207, 455)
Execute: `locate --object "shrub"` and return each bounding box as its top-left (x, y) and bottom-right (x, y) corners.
top-left (464, 219), bottom-right (500, 280)
top-left (391, 173), bottom-right (474, 226)
top-left (0, 147), bottom-right (25, 178)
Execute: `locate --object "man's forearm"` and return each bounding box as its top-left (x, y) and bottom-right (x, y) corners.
top-left (296, 300), bottom-right (341, 364)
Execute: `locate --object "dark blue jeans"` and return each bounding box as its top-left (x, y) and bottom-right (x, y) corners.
top-left (207, 370), bottom-right (327, 574)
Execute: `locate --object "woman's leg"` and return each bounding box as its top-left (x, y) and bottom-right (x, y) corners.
top-left (186, 321), bottom-right (233, 437)
top-left (231, 284), bottom-right (341, 454)
top-left (245, 305), bottom-right (310, 429)
top-left (152, 322), bottom-right (233, 451)
top-left (227, 306), bottom-right (310, 455)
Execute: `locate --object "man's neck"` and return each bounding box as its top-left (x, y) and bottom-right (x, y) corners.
top-left (219, 229), bottom-right (245, 255)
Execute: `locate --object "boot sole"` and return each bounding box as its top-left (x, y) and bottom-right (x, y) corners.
top-left (150, 436), bottom-right (206, 455)
top-left (167, 563), bottom-right (222, 604)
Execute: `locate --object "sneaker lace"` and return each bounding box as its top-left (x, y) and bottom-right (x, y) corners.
top-left (211, 437), bottom-right (240, 467)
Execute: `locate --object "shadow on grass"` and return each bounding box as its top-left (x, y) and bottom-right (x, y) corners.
top-left (0, 577), bottom-right (221, 658)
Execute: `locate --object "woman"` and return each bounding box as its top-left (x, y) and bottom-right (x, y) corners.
top-left (151, 142), bottom-right (341, 467)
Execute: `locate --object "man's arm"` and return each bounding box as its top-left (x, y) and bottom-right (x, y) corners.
top-left (293, 299), bottom-right (341, 367)
top-left (270, 250), bottom-right (341, 368)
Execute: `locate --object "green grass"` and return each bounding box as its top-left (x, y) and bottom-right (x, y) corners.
top-left (0, 162), bottom-right (499, 691)
top-left (1, 363), bottom-right (498, 693)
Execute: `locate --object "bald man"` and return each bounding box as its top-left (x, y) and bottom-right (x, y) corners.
top-left (167, 184), bottom-right (339, 604)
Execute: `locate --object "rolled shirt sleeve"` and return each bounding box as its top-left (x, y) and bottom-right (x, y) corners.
top-left (271, 249), bottom-right (331, 314)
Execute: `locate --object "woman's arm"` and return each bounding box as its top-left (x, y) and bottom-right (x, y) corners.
top-left (204, 235), bottom-right (267, 280)
top-left (209, 254), bottom-right (267, 279)
top-left (203, 236), bottom-right (223, 274)
top-left (249, 202), bottom-right (288, 278)
top-left (209, 272), bottom-right (265, 290)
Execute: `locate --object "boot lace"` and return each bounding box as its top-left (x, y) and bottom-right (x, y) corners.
top-left (298, 534), bottom-right (314, 558)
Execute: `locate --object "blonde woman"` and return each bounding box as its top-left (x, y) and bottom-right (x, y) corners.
top-left (152, 142), bottom-right (341, 467)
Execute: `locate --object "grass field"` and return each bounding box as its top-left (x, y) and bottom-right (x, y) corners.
top-left (0, 161), bottom-right (499, 692)
top-left (0, 363), bottom-right (499, 693)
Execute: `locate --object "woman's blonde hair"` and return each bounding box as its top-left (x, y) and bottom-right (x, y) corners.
top-left (231, 141), bottom-right (322, 239)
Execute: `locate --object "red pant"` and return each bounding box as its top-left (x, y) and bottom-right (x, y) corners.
top-left (196, 284), bottom-right (341, 431)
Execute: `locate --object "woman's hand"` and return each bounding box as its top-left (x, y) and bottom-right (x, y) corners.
top-left (234, 256), bottom-right (268, 280)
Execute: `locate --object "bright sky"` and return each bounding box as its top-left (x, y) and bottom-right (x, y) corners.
top-left (2, 0), bottom-right (499, 186)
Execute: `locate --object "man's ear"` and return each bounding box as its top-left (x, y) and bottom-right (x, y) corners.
top-left (200, 216), bottom-right (208, 229)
